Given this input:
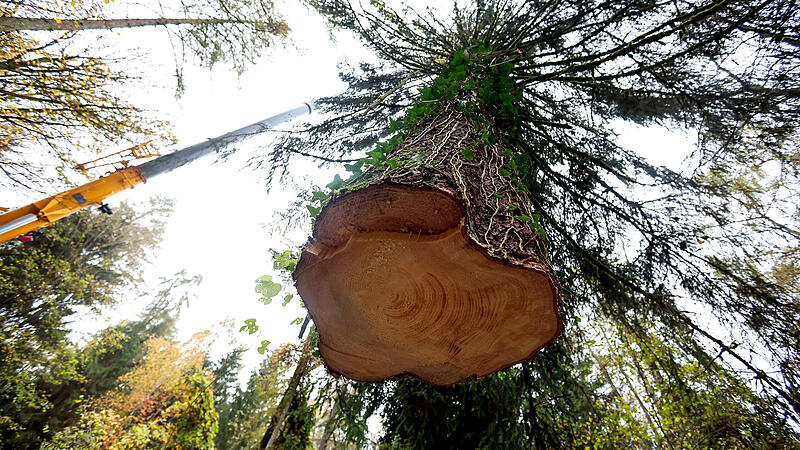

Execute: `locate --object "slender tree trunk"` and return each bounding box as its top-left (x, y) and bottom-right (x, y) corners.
top-left (317, 390), bottom-right (340, 450)
top-left (259, 339), bottom-right (312, 450)
top-left (0, 17), bottom-right (237, 32)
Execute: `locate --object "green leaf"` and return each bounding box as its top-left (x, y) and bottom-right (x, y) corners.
top-left (515, 215), bottom-right (532, 223)
top-left (386, 159), bottom-right (399, 168)
top-left (272, 250), bottom-right (297, 272)
top-left (240, 318), bottom-right (258, 335)
top-left (326, 174), bottom-right (344, 191)
top-left (306, 204), bottom-right (321, 218)
top-left (344, 160), bottom-right (364, 174)
top-left (257, 340), bottom-right (271, 355)
top-left (282, 294), bottom-right (293, 306)
top-left (255, 275), bottom-right (282, 299)
top-left (311, 190), bottom-right (329, 202)
top-left (498, 167), bottom-right (512, 177)
top-left (366, 150), bottom-right (386, 160)
top-left (461, 148), bottom-right (474, 161)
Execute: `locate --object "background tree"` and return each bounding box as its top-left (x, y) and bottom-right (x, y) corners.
top-left (43, 333), bottom-right (218, 449)
top-left (1, 0), bottom-right (289, 75)
top-left (259, 0), bottom-right (800, 446)
top-left (35, 270), bottom-right (202, 440)
top-left (0, 0), bottom-right (288, 190)
top-left (0, 22), bottom-right (166, 189)
top-left (213, 343), bottom-right (316, 450)
top-left (0, 199), bottom-right (174, 447)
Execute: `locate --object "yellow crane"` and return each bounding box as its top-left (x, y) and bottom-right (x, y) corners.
top-left (0, 104), bottom-right (312, 244)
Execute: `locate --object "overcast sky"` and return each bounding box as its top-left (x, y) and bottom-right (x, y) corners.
top-left (57, 0), bottom-right (372, 373)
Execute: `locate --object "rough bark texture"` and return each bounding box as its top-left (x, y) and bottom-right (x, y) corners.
top-left (294, 102), bottom-right (561, 386)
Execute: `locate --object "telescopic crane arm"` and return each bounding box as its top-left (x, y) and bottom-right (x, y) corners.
top-left (0, 103), bottom-right (312, 244)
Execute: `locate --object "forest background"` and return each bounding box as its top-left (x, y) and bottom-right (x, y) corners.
top-left (1, 0), bottom-right (799, 448)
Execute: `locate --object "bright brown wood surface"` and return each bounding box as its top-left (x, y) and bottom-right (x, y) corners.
top-left (295, 184), bottom-right (560, 386)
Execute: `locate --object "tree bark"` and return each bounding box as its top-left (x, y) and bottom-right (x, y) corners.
top-left (259, 339), bottom-right (312, 450)
top-left (0, 17), bottom-right (237, 32)
top-left (317, 389), bottom-right (340, 450)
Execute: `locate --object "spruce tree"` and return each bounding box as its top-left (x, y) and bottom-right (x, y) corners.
top-left (261, 0), bottom-right (800, 447)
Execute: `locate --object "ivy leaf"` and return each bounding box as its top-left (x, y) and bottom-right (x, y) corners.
top-left (361, 157), bottom-right (382, 166)
top-left (461, 148), bottom-right (474, 161)
top-left (515, 215), bottom-right (532, 223)
top-left (326, 174), bottom-right (344, 191)
top-left (257, 340), bottom-right (271, 355)
top-left (498, 167), bottom-right (512, 177)
top-left (344, 160), bottom-right (364, 175)
top-left (272, 250), bottom-right (297, 272)
top-left (311, 190), bottom-right (329, 202)
top-left (389, 118), bottom-right (404, 132)
top-left (239, 318), bottom-right (258, 335)
top-left (306, 204), bottom-right (321, 218)
top-left (282, 294), bottom-right (293, 306)
top-left (255, 275), bottom-right (282, 299)
top-left (366, 150), bottom-right (386, 161)
top-left (386, 159), bottom-right (399, 168)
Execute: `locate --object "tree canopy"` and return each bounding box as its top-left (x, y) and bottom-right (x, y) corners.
top-left (0, 0), bottom-right (288, 190)
top-left (255, 0), bottom-right (800, 446)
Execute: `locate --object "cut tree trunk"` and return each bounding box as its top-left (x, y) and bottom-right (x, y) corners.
top-left (294, 101), bottom-right (561, 386)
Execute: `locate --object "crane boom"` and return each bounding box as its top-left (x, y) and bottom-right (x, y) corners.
top-left (0, 103), bottom-right (312, 244)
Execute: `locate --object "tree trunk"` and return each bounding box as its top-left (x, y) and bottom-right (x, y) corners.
top-left (259, 340), bottom-right (312, 450)
top-left (317, 389), bottom-right (340, 450)
top-left (0, 17), bottom-right (236, 32)
top-left (294, 100), bottom-right (562, 385)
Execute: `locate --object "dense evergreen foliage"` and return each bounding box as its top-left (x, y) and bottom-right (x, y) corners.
top-left (256, 0), bottom-right (800, 447)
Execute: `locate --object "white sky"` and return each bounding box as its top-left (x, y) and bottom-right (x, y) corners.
top-left (55, 0), bottom-right (371, 373)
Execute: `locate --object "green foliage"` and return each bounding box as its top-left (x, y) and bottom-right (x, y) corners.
top-left (212, 344), bottom-right (299, 450)
top-left (265, 385), bottom-right (315, 450)
top-left (272, 250), bottom-right (298, 274)
top-left (0, 202), bottom-right (171, 448)
top-left (239, 318), bottom-right (259, 335)
top-left (44, 367), bottom-right (218, 449)
top-left (255, 275), bottom-right (282, 304)
top-left (294, 0), bottom-right (800, 447)
top-left (257, 340), bottom-right (271, 355)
